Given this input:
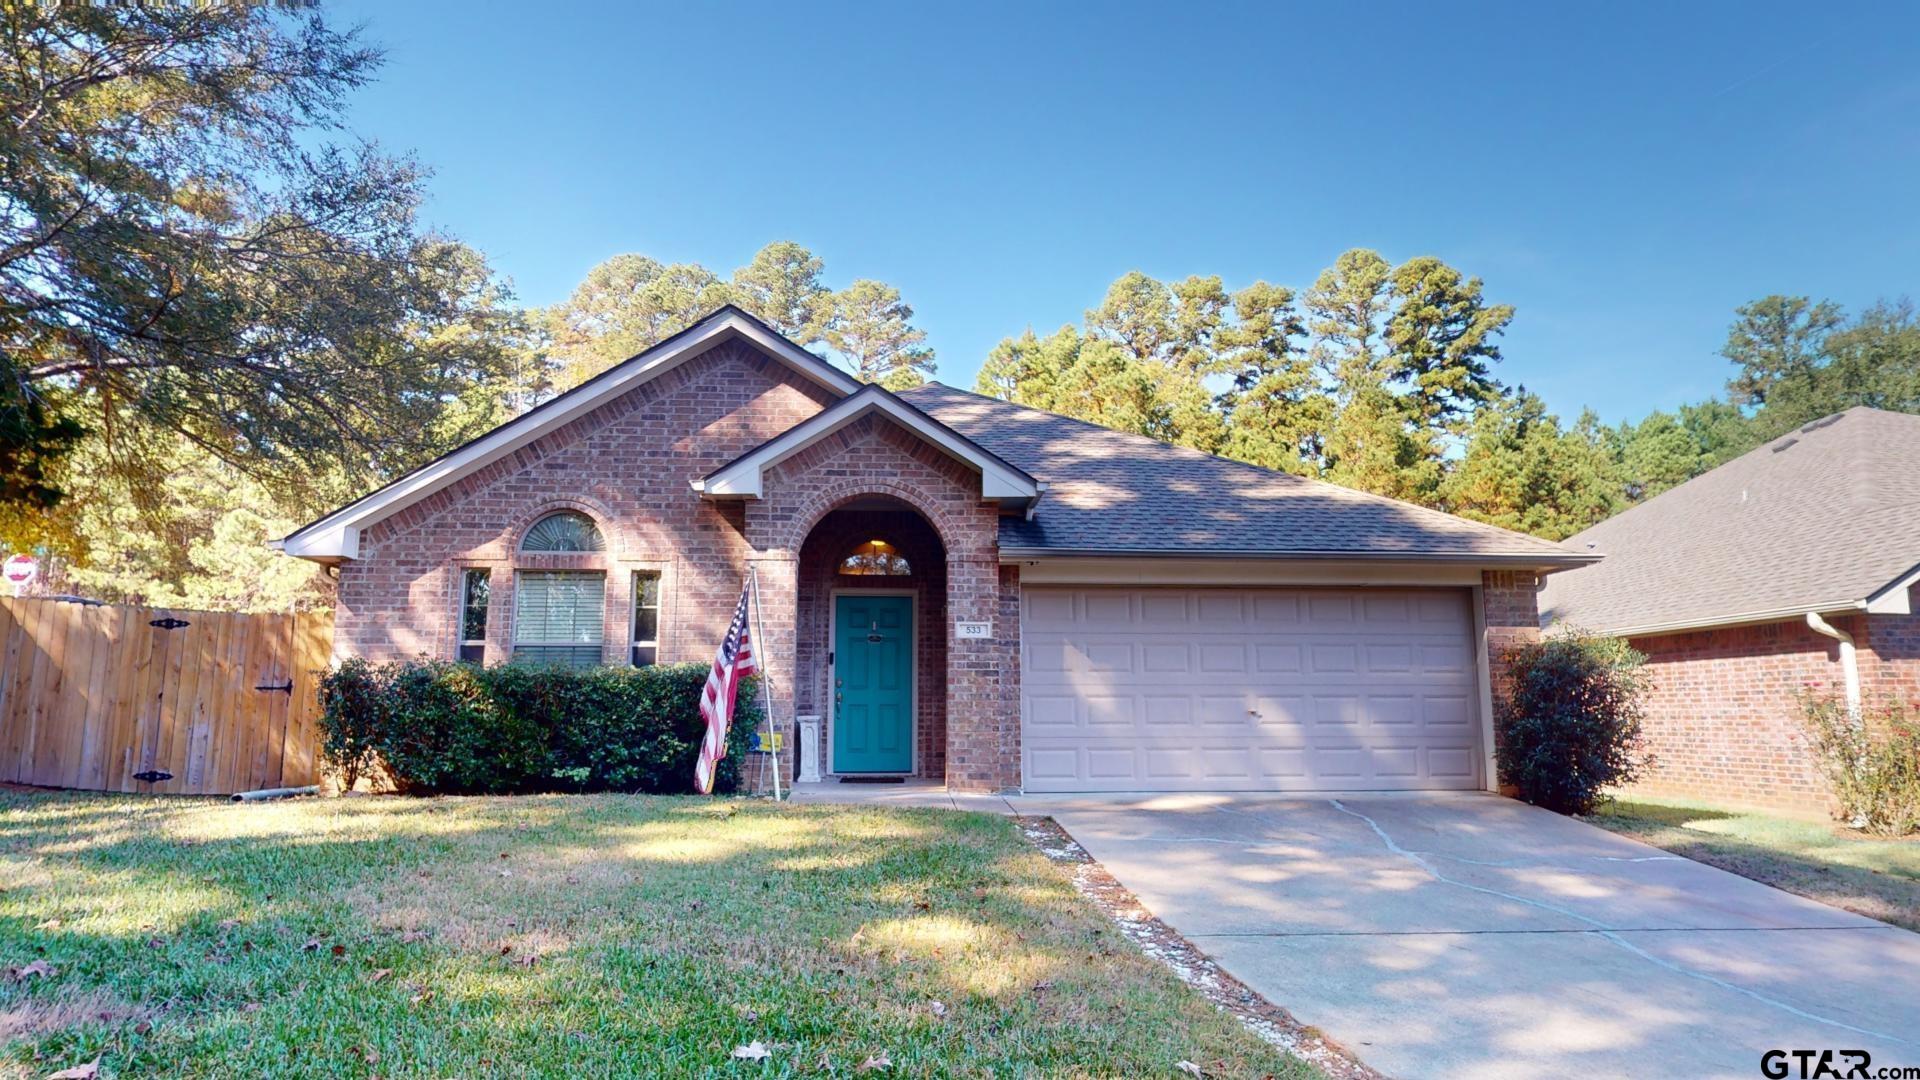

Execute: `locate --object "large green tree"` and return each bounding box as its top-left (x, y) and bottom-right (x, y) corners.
top-left (1443, 393), bottom-right (1620, 540)
top-left (541, 256), bottom-right (728, 388)
top-left (1722, 295), bottom-right (1845, 408)
top-left (1217, 282), bottom-right (1322, 475)
top-left (540, 243), bottom-right (935, 393)
top-left (979, 251), bottom-right (1516, 501)
top-left (1, 0), bottom-right (524, 510)
top-left (1740, 298), bottom-right (1920, 438)
top-left (825, 279), bottom-right (936, 390)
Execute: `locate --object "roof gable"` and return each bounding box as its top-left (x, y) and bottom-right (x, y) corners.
top-left (696, 385), bottom-right (1041, 503)
top-left (1541, 407), bottom-right (1920, 634)
top-left (278, 306), bottom-right (859, 560)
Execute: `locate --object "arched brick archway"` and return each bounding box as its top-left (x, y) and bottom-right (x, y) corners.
top-left (792, 494), bottom-right (950, 780)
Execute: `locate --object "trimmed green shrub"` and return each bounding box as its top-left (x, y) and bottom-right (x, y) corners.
top-left (315, 657), bottom-right (389, 791)
top-left (1497, 630), bottom-right (1650, 815)
top-left (315, 659), bottom-right (757, 796)
top-left (1799, 694), bottom-right (1920, 837)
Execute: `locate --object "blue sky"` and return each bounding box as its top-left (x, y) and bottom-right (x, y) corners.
top-left (331, 0), bottom-right (1918, 425)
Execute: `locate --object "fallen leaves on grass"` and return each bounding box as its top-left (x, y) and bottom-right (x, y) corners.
top-left (368, 968), bottom-right (392, 984)
top-left (47, 1059), bottom-right (100, 1079)
top-left (731, 1041), bottom-right (771, 1061)
top-left (1176, 1061), bottom-right (1203, 1077)
top-left (858, 1050), bottom-right (892, 1072)
top-left (5, 959), bottom-right (54, 981)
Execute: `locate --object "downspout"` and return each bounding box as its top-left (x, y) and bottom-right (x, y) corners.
top-left (1804, 612), bottom-right (1862, 716)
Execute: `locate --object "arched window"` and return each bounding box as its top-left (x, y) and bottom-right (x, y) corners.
top-left (521, 511), bottom-right (605, 553)
top-left (840, 539), bottom-right (910, 576)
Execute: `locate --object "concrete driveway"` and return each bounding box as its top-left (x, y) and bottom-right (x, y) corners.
top-left (1010, 792), bottom-right (1920, 1079)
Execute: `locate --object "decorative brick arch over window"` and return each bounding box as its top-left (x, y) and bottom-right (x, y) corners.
top-left (508, 496), bottom-right (622, 558)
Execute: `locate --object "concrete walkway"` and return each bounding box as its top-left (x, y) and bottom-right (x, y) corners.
top-left (1009, 792), bottom-right (1920, 1080)
top-left (787, 778), bottom-right (1017, 814)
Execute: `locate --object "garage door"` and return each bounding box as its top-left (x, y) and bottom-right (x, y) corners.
top-left (1021, 587), bottom-right (1484, 792)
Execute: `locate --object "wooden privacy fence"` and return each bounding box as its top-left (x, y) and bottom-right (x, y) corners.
top-left (0, 597), bottom-right (332, 796)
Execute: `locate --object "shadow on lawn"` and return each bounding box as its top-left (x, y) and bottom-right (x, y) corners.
top-left (0, 789), bottom-right (1255, 1079)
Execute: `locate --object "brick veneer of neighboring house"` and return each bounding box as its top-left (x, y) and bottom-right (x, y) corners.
top-left (1620, 609), bottom-right (1920, 815)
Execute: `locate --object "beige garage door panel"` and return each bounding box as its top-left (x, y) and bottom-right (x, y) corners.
top-left (1021, 587), bottom-right (1483, 792)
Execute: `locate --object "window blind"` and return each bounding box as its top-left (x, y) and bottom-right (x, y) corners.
top-left (513, 571), bottom-right (605, 668)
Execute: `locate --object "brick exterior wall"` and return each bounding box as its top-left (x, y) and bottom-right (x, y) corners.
top-left (333, 340), bottom-right (1026, 791)
top-left (1623, 611), bottom-right (1920, 815)
top-left (328, 335), bottom-right (1564, 797)
top-left (336, 340), bottom-right (835, 668)
top-left (742, 413), bottom-right (1009, 791)
top-left (1482, 570), bottom-right (1543, 748)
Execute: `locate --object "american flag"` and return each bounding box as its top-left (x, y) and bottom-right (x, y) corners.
top-left (694, 581), bottom-right (758, 794)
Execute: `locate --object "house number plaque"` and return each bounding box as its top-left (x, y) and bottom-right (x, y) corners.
top-left (954, 621), bottom-right (992, 640)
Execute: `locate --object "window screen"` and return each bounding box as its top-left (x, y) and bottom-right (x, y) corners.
top-left (631, 570), bottom-right (661, 667)
top-left (513, 571), bottom-right (605, 668)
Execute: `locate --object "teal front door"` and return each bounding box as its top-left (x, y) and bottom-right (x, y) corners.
top-left (833, 594), bottom-right (913, 773)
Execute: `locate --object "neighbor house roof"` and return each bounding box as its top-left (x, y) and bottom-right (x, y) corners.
top-left (1540, 407), bottom-right (1920, 636)
top-left (896, 383), bottom-right (1593, 567)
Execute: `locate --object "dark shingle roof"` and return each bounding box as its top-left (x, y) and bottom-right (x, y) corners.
top-left (1540, 407), bottom-right (1920, 634)
top-left (895, 383), bottom-right (1589, 565)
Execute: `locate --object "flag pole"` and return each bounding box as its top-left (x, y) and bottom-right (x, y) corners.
top-left (747, 565), bottom-right (782, 802)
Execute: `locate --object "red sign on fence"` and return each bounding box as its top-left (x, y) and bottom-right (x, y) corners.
top-left (3, 555), bottom-right (36, 590)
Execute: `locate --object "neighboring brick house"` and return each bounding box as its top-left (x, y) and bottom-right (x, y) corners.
top-left (278, 306), bottom-right (1590, 793)
top-left (1541, 407), bottom-right (1920, 814)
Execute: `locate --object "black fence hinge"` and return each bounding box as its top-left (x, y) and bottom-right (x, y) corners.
top-left (254, 680), bottom-right (294, 695)
top-left (149, 617), bottom-right (190, 630)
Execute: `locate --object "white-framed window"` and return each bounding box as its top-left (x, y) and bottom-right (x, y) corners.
top-left (631, 570), bottom-right (661, 667)
top-left (458, 568), bottom-right (490, 663)
top-left (513, 570), bottom-right (605, 668)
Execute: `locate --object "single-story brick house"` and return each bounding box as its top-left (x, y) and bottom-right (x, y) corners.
top-left (277, 305), bottom-right (1593, 793)
top-left (1541, 407), bottom-right (1920, 813)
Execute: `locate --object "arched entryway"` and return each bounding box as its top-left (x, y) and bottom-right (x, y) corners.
top-left (794, 495), bottom-right (949, 780)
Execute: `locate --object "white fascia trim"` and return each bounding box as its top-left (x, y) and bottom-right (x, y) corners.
top-left (280, 310), bottom-right (860, 560)
top-left (1571, 600), bottom-right (1869, 639)
top-left (700, 387), bottom-right (1040, 501)
top-left (1865, 561), bottom-right (1920, 615)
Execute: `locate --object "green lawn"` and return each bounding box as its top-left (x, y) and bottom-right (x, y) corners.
top-left (1587, 796), bottom-right (1920, 931)
top-left (0, 790), bottom-right (1314, 1079)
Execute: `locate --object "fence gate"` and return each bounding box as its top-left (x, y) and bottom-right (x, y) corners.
top-left (0, 598), bottom-right (332, 795)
